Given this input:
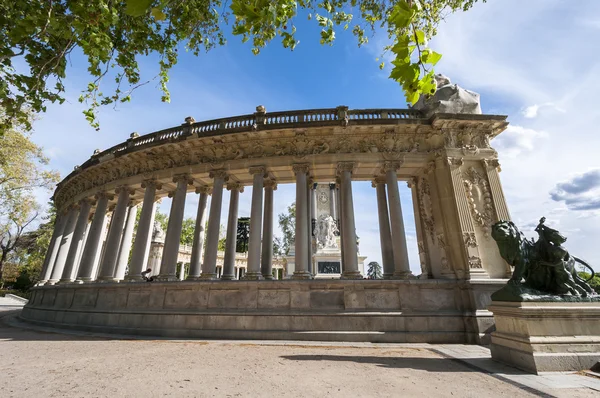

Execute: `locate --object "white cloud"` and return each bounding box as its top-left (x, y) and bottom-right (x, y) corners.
top-left (492, 125), bottom-right (547, 158)
top-left (521, 102), bottom-right (566, 118)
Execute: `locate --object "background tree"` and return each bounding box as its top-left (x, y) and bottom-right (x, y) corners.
top-left (578, 272), bottom-right (600, 294)
top-left (277, 202), bottom-right (296, 256)
top-left (367, 261), bottom-right (383, 279)
top-left (236, 217), bottom-right (250, 253)
top-left (0, 121), bottom-right (59, 286)
top-left (0, 1), bottom-right (483, 134)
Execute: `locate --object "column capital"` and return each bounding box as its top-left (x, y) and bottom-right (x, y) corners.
top-left (79, 197), bottom-right (94, 206)
top-left (446, 157), bottom-right (464, 168)
top-left (307, 176), bottom-right (315, 186)
top-left (226, 182), bottom-right (245, 192)
top-left (482, 158), bottom-right (501, 171)
top-left (406, 177), bottom-right (418, 189)
top-left (249, 165), bottom-right (267, 176)
top-left (195, 185), bottom-right (212, 195)
top-left (292, 163), bottom-right (310, 175)
top-left (95, 191), bottom-right (114, 201)
top-left (264, 179), bottom-right (278, 190)
top-left (371, 176), bottom-right (386, 187)
top-left (108, 204), bottom-right (117, 212)
top-left (173, 174), bottom-right (193, 185)
top-left (383, 161), bottom-right (403, 173)
top-left (142, 179), bottom-right (162, 190)
top-left (336, 162), bottom-right (356, 175)
top-left (115, 185), bottom-right (135, 195)
top-left (209, 169), bottom-right (228, 180)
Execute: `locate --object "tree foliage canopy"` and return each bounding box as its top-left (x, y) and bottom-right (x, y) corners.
top-left (1, 0), bottom-right (482, 133)
top-left (278, 201), bottom-right (296, 256)
top-left (367, 260), bottom-right (383, 279)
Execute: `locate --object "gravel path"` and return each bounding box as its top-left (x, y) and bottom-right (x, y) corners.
top-left (0, 310), bottom-right (552, 397)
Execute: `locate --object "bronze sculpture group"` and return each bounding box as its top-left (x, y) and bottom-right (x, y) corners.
top-left (492, 217), bottom-right (597, 300)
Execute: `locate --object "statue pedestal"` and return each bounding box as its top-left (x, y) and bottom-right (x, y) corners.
top-left (489, 301), bottom-right (600, 374)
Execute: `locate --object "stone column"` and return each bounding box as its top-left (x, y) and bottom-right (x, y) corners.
top-left (245, 166), bottom-right (266, 280)
top-left (336, 180), bottom-right (345, 274)
top-left (373, 177), bottom-right (395, 279)
top-left (292, 164), bottom-right (311, 279)
top-left (59, 199), bottom-right (93, 283)
top-left (38, 213), bottom-right (67, 284)
top-left (47, 206), bottom-right (80, 285)
top-left (157, 175), bottom-right (190, 281)
top-left (127, 180), bottom-right (160, 281)
top-left (97, 187), bottom-right (132, 282)
top-left (385, 161), bottom-right (413, 279)
top-left (202, 170), bottom-right (227, 279)
top-left (76, 193), bottom-right (110, 283)
top-left (222, 183), bottom-right (243, 280)
top-left (187, 186), bottom-right (211, 280)
top-left (338, 162), bottom-right (361, 279)
top-left (329, 183), bottom-right (337, 220)
top-left (75, 217), bottom-right (92, 271)
top-left (307, 179), bottom-right (314, 276)
top-left (114, 203), bottom-right (138, 280)
top-left (261, 179), bottom-right (277, 279)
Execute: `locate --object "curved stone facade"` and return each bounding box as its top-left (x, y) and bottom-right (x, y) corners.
top-left (23, 106), bottom-right (512, 342)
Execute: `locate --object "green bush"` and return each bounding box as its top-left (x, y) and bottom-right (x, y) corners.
top-left (0, 289), bottom-right (31, 300)
top-left (578, 272), bottom-right (600, 294)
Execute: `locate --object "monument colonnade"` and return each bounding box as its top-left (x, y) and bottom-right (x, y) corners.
top-left (39, 159), bottom-right (415, 285)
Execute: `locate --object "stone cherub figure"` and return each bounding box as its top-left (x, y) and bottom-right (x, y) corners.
top-left (491, 217), bottom-right (597, 300)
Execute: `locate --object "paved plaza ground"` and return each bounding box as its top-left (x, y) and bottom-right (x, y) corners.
top-left (1, 308), bottom-right (599, 398)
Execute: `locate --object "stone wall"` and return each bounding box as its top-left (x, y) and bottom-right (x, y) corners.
top-left (21, 280), bottom-right (503, 343)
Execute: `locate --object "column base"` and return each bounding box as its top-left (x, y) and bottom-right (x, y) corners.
top-left (185, 276), bottom-right (202, 281)
top-left (220, 274), bottom-right (235, 280)
top-left (291, 271), bottom-right (312, 280)
top-left (96, 277), bottom-right (120, 283)
top-left (124, 275), bottom-right (145, 282)
top-left (74, 278), bottom-right (94, 284)
top-left (341, 271), bottom-right (363, 280)
top-left (199, 273), bottom-right (217, 280)
top-left (45, 279), bottom-right (59, 286)
top-left (154, 275), bottom-right (179, 282)
top-left (262, 274), bottom-right (274, 280)
top-left (392, 271), bottom-right (415, 280)
top-left (36, 280), bottom-right (48, 286)
top-left (242, 272), bottom-right (263, 280)
top-left (58, 278), bottom-right (76, 284)
top-left (383, 273), bottom-right (394, 280)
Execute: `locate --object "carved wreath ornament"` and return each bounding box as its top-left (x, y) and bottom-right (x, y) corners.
top-left (463, 167), bottom-right (494, 237)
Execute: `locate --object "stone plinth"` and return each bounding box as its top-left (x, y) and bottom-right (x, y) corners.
top-left (489, 301), bottom-right (600, 374)
top-left (20, 280), bottom-right (502, 343)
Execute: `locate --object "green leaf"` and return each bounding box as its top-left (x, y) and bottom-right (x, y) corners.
top-left (428, 51), bottom-right (442, 65)
top-left (151, 7), bottom-right (167, 21)
top-left (415, 30), bottom-right (426, 45)
top-left (125, 0), bottom-right (154, 17)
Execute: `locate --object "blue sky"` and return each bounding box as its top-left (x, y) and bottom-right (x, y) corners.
top-left (30, 0), bottom-right (600, 273)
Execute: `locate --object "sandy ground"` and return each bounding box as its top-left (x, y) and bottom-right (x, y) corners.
top-left (0, 310), bottom-right (589, 398)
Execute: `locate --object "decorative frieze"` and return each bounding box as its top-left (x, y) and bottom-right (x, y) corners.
top-left (463, 166), bottom-right (494, 237)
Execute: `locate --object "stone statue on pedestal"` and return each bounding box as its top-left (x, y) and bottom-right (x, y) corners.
top-left (314, 214), bottom-right (339, 250)
top-left (413, 74), bottom-right (482, 117)
top-left (491, 217), bottom-right (598, 301)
